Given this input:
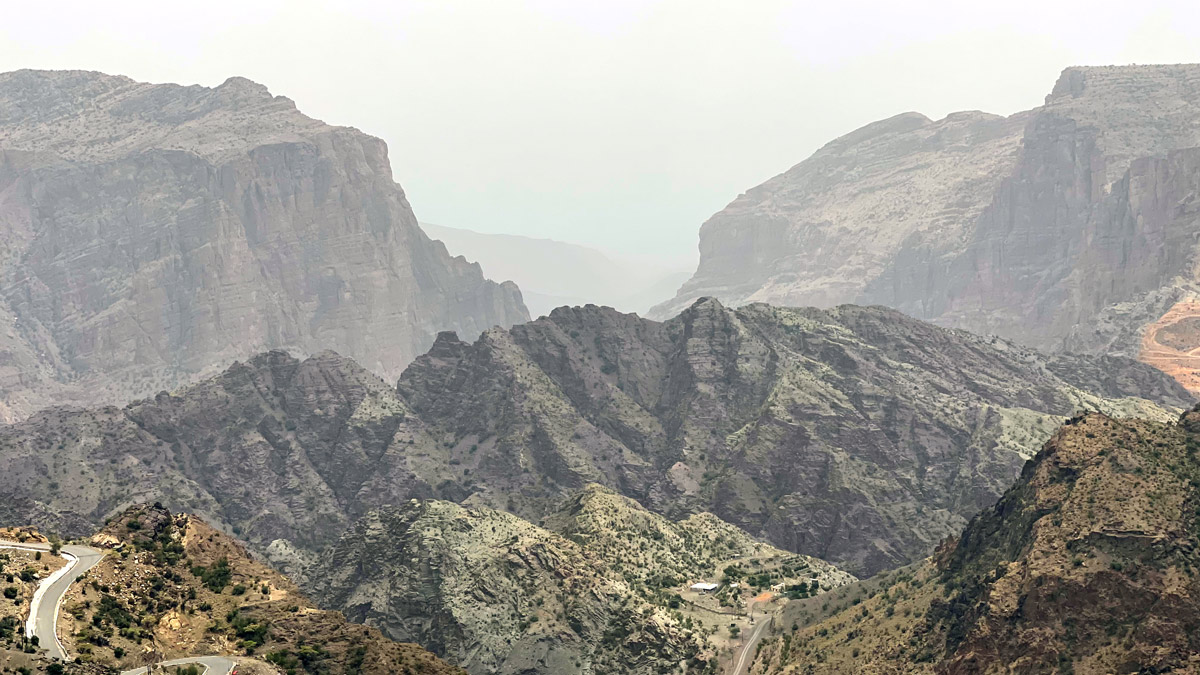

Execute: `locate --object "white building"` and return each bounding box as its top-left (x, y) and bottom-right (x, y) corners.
top-left (689, 582), bottom-right (720, 593)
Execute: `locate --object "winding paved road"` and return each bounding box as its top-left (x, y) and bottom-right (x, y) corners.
top-left (0, 539), bottom-right (236, 674)
top-left (0, 541), bottom-right (102, 660)
top-left (120, 655), bottom-right (237, 674)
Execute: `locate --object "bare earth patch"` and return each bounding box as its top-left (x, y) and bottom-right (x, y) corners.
top-left (1138, 297), bottom-right (1200, 394)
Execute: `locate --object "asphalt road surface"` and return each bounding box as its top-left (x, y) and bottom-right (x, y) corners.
top-left (1, 539), bottom-right (237, 674)
top-left (120, 655), bottom-right (238, 674)
top-left (0, 540), bottom-right (103, 660)
top-left (731, 617), bottom-right (771, 675)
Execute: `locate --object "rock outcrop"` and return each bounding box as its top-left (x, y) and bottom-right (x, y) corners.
top-left (754, 408), bottom-right (1200, 674)
top-left (0, 69), bottom-right (528, 421)
top-left (0, 300), bottom-right (1185, 579)
top-left (310, 484), bottom-right (851, 675)
top-left (654, 65), bottom-right (1200, 395)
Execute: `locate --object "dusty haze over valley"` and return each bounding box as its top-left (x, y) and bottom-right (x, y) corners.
top-left (4, 2), bottom-right (1200, 674)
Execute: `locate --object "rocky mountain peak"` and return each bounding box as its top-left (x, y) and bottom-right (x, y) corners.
top-left (425, 330), bottom-right (469, 358)
top-left (684, 295), bottom-right (726, 312)
top-left (214, 74), bottom-right (274, 100)
top-left (818, 110), bottom-right (931, 152)
top-left (654, 100), bottom-right (1031, 319)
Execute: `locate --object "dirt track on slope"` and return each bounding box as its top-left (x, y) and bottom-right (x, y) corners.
top-left (1138, 298), bottom-right (1200, 395)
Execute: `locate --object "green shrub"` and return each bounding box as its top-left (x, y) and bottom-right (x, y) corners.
top-left (191, 557), bottom-right (233, 592)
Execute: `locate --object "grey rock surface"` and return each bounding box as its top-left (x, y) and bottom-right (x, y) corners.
top-left (0, 300), bottom-right (1185, 578)
top-left (653, 65), bottom-right (1200, 385)
top-left (0, 69), bottom-right (528, 421)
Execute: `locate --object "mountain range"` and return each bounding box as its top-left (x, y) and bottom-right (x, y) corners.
top-left (0, 299), bottom-right (1184, 584)
top-left (5, 63), bottom-right (1200, 674)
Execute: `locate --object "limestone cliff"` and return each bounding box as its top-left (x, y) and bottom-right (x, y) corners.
top-left (654, 110), bottom-right (1028, 317)
top-left (0, 69), bottom-right (528, 421)
top-left (654, 65), bottom-right (1200, 395)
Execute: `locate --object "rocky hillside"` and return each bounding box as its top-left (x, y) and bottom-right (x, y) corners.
top-left (0, 300), bottom-right (1185, 582)
top-left (310, 484), bottom-right (851, 675)
top-left (0, 69), bottom-right (528, 421)
top-left (0, 539), bottom-right (68, 656)
top-left (754, 408), bottom-right (1200, 674)
top-left (394, 299), bottom-right (1186, 575)
top-left (64, 503), bottom-right (463, 674)
top-left (0, 651), bottom-right (112, 675)
top-left (654, 65), bottom-right (1200, 394)
top-left (541, 485), bottom-right (853, 592)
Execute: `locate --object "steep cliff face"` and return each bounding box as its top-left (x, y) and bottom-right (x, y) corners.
top-left (924, 66), bottom-right (1200, 354)
top-left (0, 69), bottom-right (528, 421)
top-left (652, 110), bottom-right (1029, 319)
top-left (754, 409), bottom-right (1200, 674)
top-left (655, 65), bottom-right (1200, 394)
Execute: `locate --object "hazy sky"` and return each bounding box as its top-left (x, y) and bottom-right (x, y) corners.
top-left (6, 1), bottom-right (1200, 262)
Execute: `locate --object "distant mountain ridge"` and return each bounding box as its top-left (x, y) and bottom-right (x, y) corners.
top-left (0, 69), bottom-right (528, 421)
top-left (654, 64), bottom-right (1200, 395)
top-left (0, 299), bottom-right (1185, 581)
top-left (422, 222), bottom-right (691, 317)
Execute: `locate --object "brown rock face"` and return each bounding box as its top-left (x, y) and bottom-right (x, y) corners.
top-left (0, 69), bottom-right (528, 421)
top-left (755, 410), bottom-right (1200, 674)
top-left (655, 65), bottom-right (1200, 394)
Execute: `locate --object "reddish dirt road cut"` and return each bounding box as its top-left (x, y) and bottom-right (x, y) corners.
top-left (1138, 298), bottom-right (1200, 395)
